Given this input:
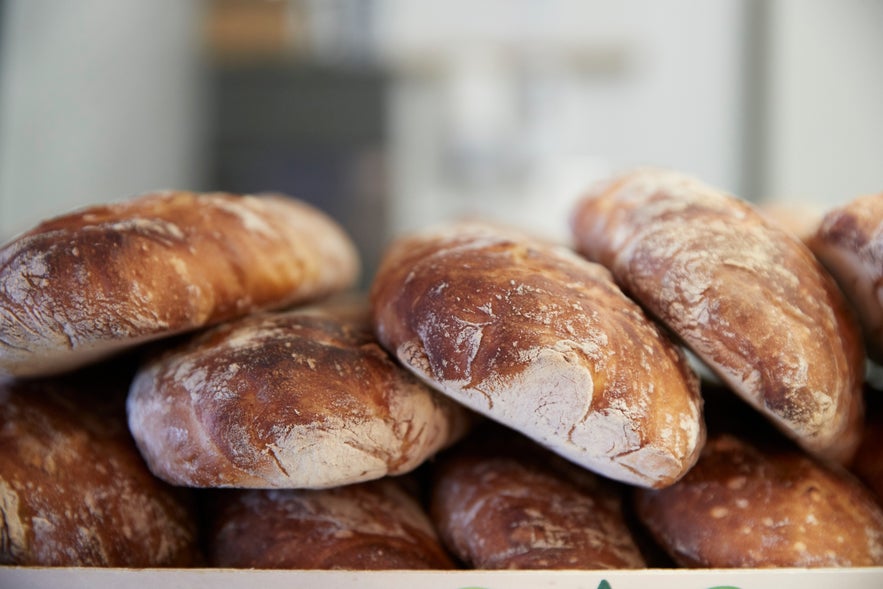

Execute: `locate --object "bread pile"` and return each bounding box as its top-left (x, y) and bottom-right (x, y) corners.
top-left (2, 172), bottom-right (883, 570)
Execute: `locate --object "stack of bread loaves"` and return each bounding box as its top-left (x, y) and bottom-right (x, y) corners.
top-left (2, 169), bottom-right (883, 571)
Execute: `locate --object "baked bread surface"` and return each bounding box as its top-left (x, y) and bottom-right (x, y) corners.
top-left (0, 370), bottom-right (198, 566)
top-left (371, 221), bottom-right (704, 488)
top-left (207, 478), bottom-right (455, 569)
top-left (571, 168), bottom-right (865, 464)
top-left (430, 426), bottom-right (646, 569)
top-left (127, 299), bottom-right (473, 488)
top-left (809, 192), bottom-right (883, 364)
top-left (634, 433), bottom-right (883, 568)
top-left (0, 191), bottom-right (359, 377)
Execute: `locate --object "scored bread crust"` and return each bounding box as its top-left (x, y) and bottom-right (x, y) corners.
top-left (570, 168), bottom-right (865, 464)
top-left (808, 192), bottom-right (883, 364)
top-left (126, 299), bottom-right (473, 489)
top-left (0, 191), bottom-right (360, 378)
top-left (370, 221), bottom-right (704, 489)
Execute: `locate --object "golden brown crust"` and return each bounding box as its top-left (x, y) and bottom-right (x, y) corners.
top-left (429, 426), bottom-right (646, 569)
top-left (571, 168), bottom-right (865, 464)
top-left (370, 221), bottom-right (704, 489)
top-left (809, 193), bottom-right (883, 364)
top-left (0, 191), bottom-right (359, 378)
top-left (633, 433), bottom-right (883, 568)
top-left (207, 479), bottom-right (456, 569)
top-left (0, 368), bottom-right (199, 566)
top-left (127, 298), bottom-right (473, 489)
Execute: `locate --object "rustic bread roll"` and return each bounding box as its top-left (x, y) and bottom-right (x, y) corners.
top-left (633, 432), bottom-right (883, 568)
top-left (0, 365), bottom-right (199, 566)
top-left (571, 167), bottom-right (865, 464)
top-left (207, 478), bottom-right (455, 569)
top-left (370, 221), bottom-right (704, 489)
top-left (0, 190), bottom-right (359, 378)
top-left (809, 192), bottom-right (883, 364)
top-left (127, 297), bottom-right (473, 488)
top-left (430, 425), bottom-right (646, 569)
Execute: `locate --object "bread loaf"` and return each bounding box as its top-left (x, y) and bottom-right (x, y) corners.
top-left (207, 478), bottom-right (455, 569)
top-left (0, 190), bottom-right (359, 378)
top-left (430, 425), bottom-right (646, 569)
top-left (808, 192), bottom-right (883, 364)
top-left (370, 221), bottom-right (704, 489)
top-left (633, 432), bottom-right (883, 568)
top-left (0, 365), bottom-right (199, 566)
top-left (571, 168), bottom-right (865, 464)
top-left (127, 297), bottom-right (473, 488)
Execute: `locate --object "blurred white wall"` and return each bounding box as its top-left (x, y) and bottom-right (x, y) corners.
top-left (0, 0), bottom-right (205, 241)
top-left (374, 0), bottom-right (750, 239)
top-left (762, 0), bottom-right (883, 207)
top-left (1, 0), bottom-right (878, 245)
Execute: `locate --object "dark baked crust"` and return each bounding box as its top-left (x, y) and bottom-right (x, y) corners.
top-left (207, 478), bottom-right (455, 569)
top-left (127, 298), bottom-right (473, 488)
top-left (0, 366), bottom-right (198, 566)
top-left (571, 168), bottom-right (865, 464)
top-left (809, 192), bottom-right (883, 364)
top-left (430, 425), bottom-right (646, 569)
top-left (0, 191), bottom-right (359, 377)
top-left (370, 221), bottom-right (704, 489)
top-left (634, 433), bottom-right (883, 568)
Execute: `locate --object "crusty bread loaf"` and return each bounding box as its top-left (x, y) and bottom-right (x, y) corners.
top-left (207, 478), bottom-right (455, 569)
top-left (127, 297), bottom-right (473, 489)
top-left (430, 424), bottom-right (646, 569)
top-left (0, 364), bottom-right (199, 566)
top-left (370, 221), bottom-right (704, 489)
top-left (571, 168), bottom-right (865, 464)
top-left (633, 432), bottom-right (883, 568)
top-left (808, 192), bottom-right (883, 364)
top-left (0, 190), bottom-right (359, 378)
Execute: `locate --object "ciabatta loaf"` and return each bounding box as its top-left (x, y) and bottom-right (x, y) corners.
top-left (0, 366), bottom-right (198, 566)
top-left (0, 191), bottom-right (359, 377)
top-left (127, 298), bottom-right (473, 488)
top-left (809, 192), bottom-right (883, 364)
top-left (371, 221), bottom-right (704, 489)
top-left (207, 479), bottom-right (455, 569)
top-left (430, 425), bottom-right (646, 569)
top-left (634, 433), bottom-right (883, 568)
top-left (571, 168), bottom-right (865, 464)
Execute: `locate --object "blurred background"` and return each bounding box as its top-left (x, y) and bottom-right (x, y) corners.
top-left (1, 0), bottom-right (881, 284)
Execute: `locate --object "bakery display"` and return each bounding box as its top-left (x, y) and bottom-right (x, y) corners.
top-left (634, 432), bottom-right (883, 568)
top-left (430, 424), bottom-right (646, 569)
top-left (127, 297), bottom-right (473, 488)
top-left (570, 167), bottom-right (866, 464)
top-left (809, 192), bottom-right (883, 364)
top-left (207, 478), bottom-right (455, 569)
top-left (370, 220), bottom-right (704, 489)
top-left (0, 190), bottom-right (359, 378)
top-left (4, 169), bottom-right (882, 575)
top-left (0, 365), bottom-right (199, 566)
